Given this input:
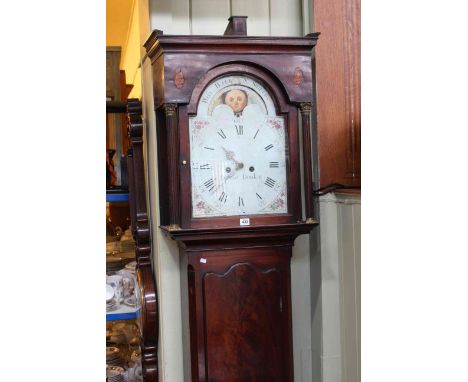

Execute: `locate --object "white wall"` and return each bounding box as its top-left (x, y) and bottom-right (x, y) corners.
top-left (149, 0), bottom-right (307, 36)
top-left (311, 192), bottom-right (361, 382)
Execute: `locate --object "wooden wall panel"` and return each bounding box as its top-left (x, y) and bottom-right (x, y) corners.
top-left (106, 47), bottom-right (121, 101)
top-left (106, 47), bottom-right (123, 184)
top-left (313, 0), bottom-right (361, 188)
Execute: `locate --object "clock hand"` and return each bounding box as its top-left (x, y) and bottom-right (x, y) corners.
top-left (235, 162), bottom-right (244, 170)
top-left (221, 146), bottom-right (244, 170)
top-left (224, 171), bottom-right (235, 182)
top-left (221, 146), bottom-right (236, 161)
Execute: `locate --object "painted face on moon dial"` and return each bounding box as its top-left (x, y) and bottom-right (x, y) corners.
top-left (189, 75), bottom-right (288, 218)
top-left (224, 89), bottom-right (248, 114)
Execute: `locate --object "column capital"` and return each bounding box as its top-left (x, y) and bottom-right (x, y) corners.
top-left (163, 103), bottom-right (177, 116)
top-left (299, 102), bottom-right (312, 115)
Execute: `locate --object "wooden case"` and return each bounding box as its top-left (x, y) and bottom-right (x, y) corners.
top-left (144, 17), bottom-right (319, 382)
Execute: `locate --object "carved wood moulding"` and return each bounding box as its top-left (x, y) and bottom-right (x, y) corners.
top-left (126, 99), bottom-right (159, 382)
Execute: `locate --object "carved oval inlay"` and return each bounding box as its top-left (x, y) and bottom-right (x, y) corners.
top-left (174, 67), bottom-right (185, 89)
top-left (293, 67), bottom-right (304, 86)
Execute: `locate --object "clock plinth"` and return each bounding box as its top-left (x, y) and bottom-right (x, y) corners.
top-left (145, 16), bottom-right (319, 381)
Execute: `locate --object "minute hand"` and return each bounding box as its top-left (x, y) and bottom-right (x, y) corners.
top-left (221, 147), bottom-right (244, 170)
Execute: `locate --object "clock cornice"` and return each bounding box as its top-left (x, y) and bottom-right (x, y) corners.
top-left (144, 33), bottom-right (320, 62)
top-left (145, 37), bottom-right (319, 108)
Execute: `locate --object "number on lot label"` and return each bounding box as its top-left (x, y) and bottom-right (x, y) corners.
top-left (240, 218), bottom-right (250, 226)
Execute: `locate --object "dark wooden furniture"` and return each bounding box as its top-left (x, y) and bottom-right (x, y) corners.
top-left (126, 99), bottom-right (159, 382)
top-left (144, 17), bottom-right (319, 381)
top-left (313, 0), bottom-right (361, 188)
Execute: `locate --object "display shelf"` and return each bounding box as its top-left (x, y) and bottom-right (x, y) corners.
top-left (106, 193), bottom-right (129, 203)
top-left (106, 304), bottom-right (140, 321)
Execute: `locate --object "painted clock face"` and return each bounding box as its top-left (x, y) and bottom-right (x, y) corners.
top-left (189, 75), bottom-right (288, 218)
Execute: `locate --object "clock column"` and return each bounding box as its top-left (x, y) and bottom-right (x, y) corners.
top-left (162, 103), bottom-right (181, 229)
top-left (300, 102), bottom-right (315, 222)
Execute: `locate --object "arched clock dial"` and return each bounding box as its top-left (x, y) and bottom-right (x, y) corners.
top-left (189, 75), bottom-right (288, 218)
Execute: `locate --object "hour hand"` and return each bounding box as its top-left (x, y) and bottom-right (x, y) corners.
top-left (221, 146), bottom-right (236, 161)
top-left (221, 146), bottom-right (244, 170)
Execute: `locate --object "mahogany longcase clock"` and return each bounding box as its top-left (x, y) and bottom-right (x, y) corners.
top-left (144, 16), bottom-right (319, 382)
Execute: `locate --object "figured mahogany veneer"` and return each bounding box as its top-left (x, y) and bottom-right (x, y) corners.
top-left (144, 33), bottom-right (318, 112)
top-left (198, 256), bottom-right (289, 381)
top-left (127, 99), bottom-right (159, 382)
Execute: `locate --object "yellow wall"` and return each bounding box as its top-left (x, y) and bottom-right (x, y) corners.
top-left (121, 0), bottom-right (142, 99)
top-left (106, 0), bottom-right (133, 47)
top-left (107, 0), bottom-right (143, 100)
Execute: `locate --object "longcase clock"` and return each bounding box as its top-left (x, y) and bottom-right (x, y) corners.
top-left (144, 16), bottom-right (319, 382)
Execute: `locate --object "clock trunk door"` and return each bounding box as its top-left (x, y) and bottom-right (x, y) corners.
top-left (188, 248), bottom-right (293, 382)
top-left (204, 264), bottom-right (286, 381)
